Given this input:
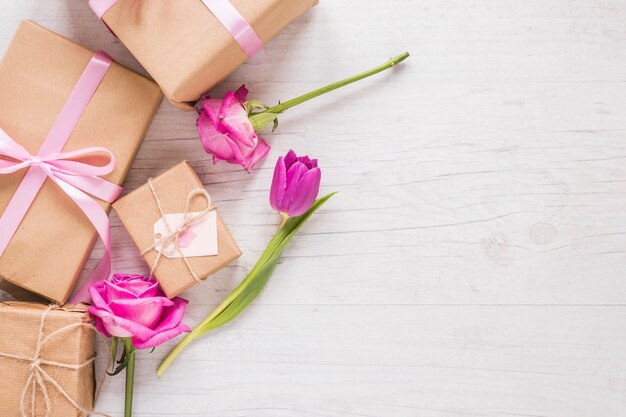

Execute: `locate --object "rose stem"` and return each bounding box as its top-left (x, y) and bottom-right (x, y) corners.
top-left (263, 52), bottom-right (409, 114)
top-left (123, 338), bottom-right (136, 417)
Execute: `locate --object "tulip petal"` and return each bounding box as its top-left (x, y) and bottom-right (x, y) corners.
top-left (286, 167), bottom-right (321, 216)
top-left (270, 156), bottom-right (287, 212)
top-left (280, 162), bottom-right (308, 210)
top-left (283, 150), bottom-right (298, 170)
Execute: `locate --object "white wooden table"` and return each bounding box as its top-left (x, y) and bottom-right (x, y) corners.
top-left (2, 1), bottom-right (626, 416)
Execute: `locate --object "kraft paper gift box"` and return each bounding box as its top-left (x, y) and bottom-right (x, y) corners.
top-left (113, 161), bottom-right (241, 298)
top-left (0, 301), bottom-right (96, 417)
top-left (94, 0), bottom-right (318, 109)
top-left (0, 21), bottom-right (163, 304)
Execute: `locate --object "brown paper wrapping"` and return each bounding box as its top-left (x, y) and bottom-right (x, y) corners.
top-left (113, 162), bottom-right (241, 298)
top-left (0, 301), bottom-right (96, 417)
top-left (101, 0), bottom-right (317, 109)
top-left (0, 21), bottom-right (163, 304)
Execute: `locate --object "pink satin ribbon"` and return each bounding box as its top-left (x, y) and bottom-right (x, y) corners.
top-left (0, 51), bottom-right (120, 304)
top-left (89, 0), bottom-right (264, 56)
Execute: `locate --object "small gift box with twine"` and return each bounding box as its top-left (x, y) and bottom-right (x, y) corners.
top-left (0, 301), bottom-right (97, 417)
top-left (113, 161), bottom-right (242, 298)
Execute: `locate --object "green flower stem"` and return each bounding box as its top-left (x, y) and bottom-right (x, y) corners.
top-left (110, 337), bottom-right (119, 370)
top-left (265, 52), bottom-right (409, 115)
top-left (278, 213), bottom-right (289, 230)
top-left (123, 338), bottom-right (136, 417)
top-left (157, 193), bottom-right (337, 376)
top-left (156, 231), bottom-right (284, 377)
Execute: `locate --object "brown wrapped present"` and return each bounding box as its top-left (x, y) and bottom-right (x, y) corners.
top-left (94, 0), bottom-right (317, 109)
top-left (0, 301), bottom-right (96, 417)
top-left (113, 161), bottom-right (242, 298)
top-left (0, 21), bottom-right (163, 304)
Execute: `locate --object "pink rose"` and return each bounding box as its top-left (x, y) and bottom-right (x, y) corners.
top-left (88, 274), bottom-right (190, 349)
top-left (197, 85), bottom-right (270, 172)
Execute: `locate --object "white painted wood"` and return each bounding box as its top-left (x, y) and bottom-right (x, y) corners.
top-left (2, 0), bottom-right (626, 416)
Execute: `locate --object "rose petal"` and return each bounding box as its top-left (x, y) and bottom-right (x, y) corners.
top-left (108, 297), bottom-right (174, 329)
top-left (222, 102), bottom-right (257, 148)
top-left (152, 297), bottom-right (189, 333)
top-left (199, 97), bottom-right (224, 129)
top-left (234, 84), bottom-right (249, 103)
top-left (219, 91), bottom-right (237, 121)
top-left (132, 322), bottom-right (191, 350)
top-left (198, 113), bottom-right (236, 162)
top-left (241, 136), bottom-right (270, 172)
top-left (88, 283), bottom-right (113, 314)
top-left (88, 306), bottom-right (111, 338)
top-left (89, 308), bottom-right (156, 340)
top-left (106, 275), bottom-right (160, 299)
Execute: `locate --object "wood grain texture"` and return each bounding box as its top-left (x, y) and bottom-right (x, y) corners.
top-left (2, 1), bottom-right (626, 416)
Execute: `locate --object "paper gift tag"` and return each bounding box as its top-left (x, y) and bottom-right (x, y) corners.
top-left (154, 211), bottom-right (218, 258)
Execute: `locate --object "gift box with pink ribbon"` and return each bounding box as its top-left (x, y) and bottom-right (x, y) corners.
top-left (0, 21), bottom-right (163, 304)
top-left (89, 0), bottom-right (318, 109)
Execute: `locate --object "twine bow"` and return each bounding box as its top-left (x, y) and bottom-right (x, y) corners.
top-left (0, 305), bottom-right (110, 417)
top-left (141, 178), bottom-right (216, 282)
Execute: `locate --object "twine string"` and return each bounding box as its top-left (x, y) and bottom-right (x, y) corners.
top-left (140, 178), bottom-right (216, 282)
top-left (0, 305), bottom-right (111, 417)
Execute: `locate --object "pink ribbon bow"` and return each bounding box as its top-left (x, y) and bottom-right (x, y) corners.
top-left (0, 51), bottom-right (119, 304)
top-left (90, 0), bottom-right (264, 57)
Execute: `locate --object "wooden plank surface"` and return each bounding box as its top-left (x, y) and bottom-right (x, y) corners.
top-left (2, 0), bottom-right (626, 416)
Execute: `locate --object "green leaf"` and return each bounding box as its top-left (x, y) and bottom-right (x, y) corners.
top-left (156, 193), bottom-right (337, 376)
top-left (195, 193), bottom-right (337, 336)
top-left (107, 350), bottom-right (130, 376)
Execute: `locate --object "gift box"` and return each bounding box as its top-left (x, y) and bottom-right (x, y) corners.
top-left (0, 301), bottom-right (96, 417)
top-left (93, 0), bottom-right (317, 109)
top-left (113, 161), bottom-right (241, 298)
top-left (0, 21), bottom-right (163, 304)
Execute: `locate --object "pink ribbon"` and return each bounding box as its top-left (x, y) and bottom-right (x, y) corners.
top-left (0, 51), bottom-right (120, 304)
top-left (89, 0), bottom-right (264, 57)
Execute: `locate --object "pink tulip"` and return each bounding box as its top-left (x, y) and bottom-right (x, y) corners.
top-left (88, 274), bottom-right (190, 349)
top-left (270, 150), bottom-right (321, 217)
top-left (197, 85), bottom-right (270, 172)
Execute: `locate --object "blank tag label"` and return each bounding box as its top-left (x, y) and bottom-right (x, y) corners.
top-left (154, 211), bottom-right (218, 258)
